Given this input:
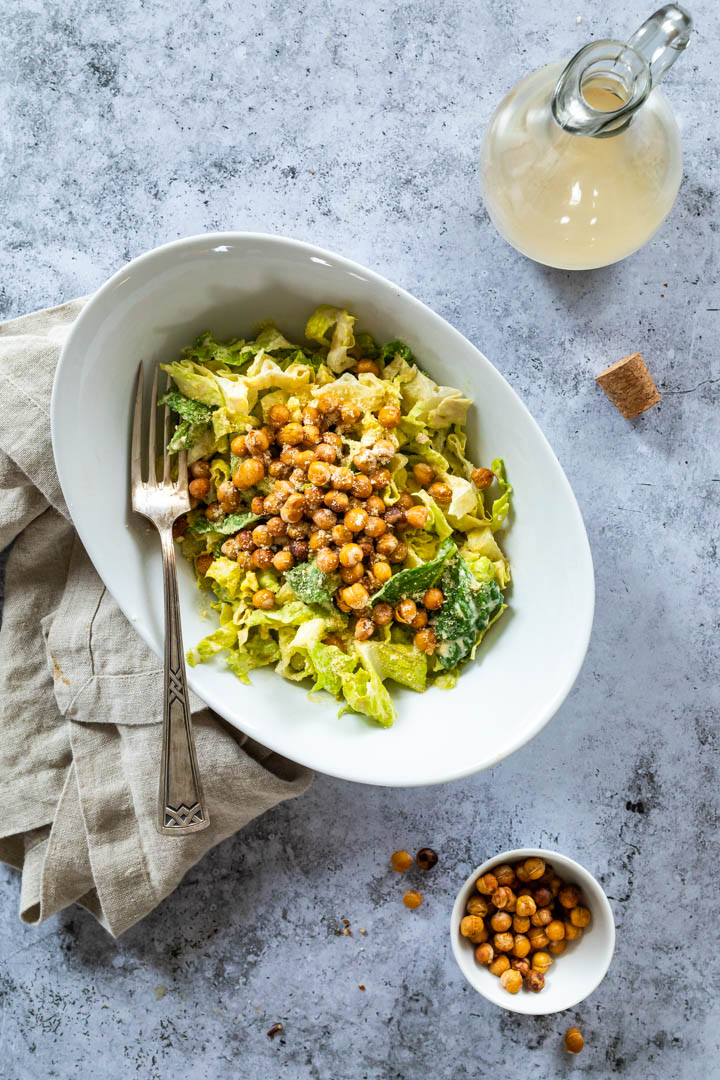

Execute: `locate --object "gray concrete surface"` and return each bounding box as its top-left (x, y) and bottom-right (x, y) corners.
top-left (1, 0), bottom-right (718, 1076)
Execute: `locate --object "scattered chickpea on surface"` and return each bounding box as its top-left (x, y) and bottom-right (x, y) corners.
top-left (403, 890), bottom-right (423, 910)
top-left (416, 848), bottom-right (438, 871)
top-left (564, 1028), bottom-right (584, 1054)
top-left (390, 850), bottom-right (413, 872)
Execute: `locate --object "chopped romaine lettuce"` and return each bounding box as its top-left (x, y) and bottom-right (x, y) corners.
top-left (188, 511), bottom-right (262, 536)
top-left (432, 554), bottom-right (504, 669)
top-left (158, 390), bottom-right (214, 425)
top-left (339, 664), bottom-right (396, 728)
top-left (355, 641), bottom-right (427, 693)
top-left (370, 537), bottom-right (457, 607)
top-left (285, 563), bottom-right (337, 606)
top-left (307, 642), bottom-right (358, 697)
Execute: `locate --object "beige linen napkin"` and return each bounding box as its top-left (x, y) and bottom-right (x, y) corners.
top-left (0, 299), bottom-right (312, 937)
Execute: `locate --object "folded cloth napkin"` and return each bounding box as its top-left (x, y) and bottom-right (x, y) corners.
top-left (0, 299), bottom-right (312, 937)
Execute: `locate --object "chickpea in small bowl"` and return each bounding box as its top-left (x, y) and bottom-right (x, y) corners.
top-left (450, 848), bottom-right (615, 1015)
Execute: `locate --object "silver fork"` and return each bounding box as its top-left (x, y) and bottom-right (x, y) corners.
top-left (131, 365), bottom-right (210, 835)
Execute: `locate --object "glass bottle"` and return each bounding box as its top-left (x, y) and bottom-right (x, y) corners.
top-left (480, 6), bottom-right (693, 270)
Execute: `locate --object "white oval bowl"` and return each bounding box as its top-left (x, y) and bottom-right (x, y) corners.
top-left (51, 232), bottom-right (594, 787)
top-left (450, 848), bottom-right (615, 1014)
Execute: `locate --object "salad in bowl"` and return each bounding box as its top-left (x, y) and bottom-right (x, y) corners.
top-left (162, 304), bottom-right (512, 728)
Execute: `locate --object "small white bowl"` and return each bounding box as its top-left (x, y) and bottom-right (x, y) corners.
top-left (450, 848), bottom-right (615, 1015)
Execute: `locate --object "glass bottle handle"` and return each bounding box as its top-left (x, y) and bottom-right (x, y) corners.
top-left (628, 4), bottom-right (692, 88)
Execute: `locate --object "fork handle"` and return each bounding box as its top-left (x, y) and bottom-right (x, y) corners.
top-left (157, 527), bottom-right (210, 835)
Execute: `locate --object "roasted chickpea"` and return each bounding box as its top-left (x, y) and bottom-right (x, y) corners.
top-left (357, 359), bottom-right (380, 375)
top-left (372, 560), bottom-right (392, 584)
top-left (546, 920), bottom-right (566, 942)
top-left (460, 914), bottom-right (485, 939)
top-left (317, 393), bottom-right (341, 415)
top-left (340, 583), bottom-right (370, 609)
top-left (466, 895), bottom-right (490, 917)
top-left (354, 617), bottom-right (375, 641)
top-left (247, 494), bottom-right (263, 515)
top-left (280, 445), bottom-right (299, 467)
top-left (412, 462), bottom-right (435, 487)
top-left (512, 934), bottom-right (531, 959)
top-left (549, 875), bottom-right (564, 897)
top-left (188, 476), bottom-right (210, 499)
top-left (493, 932), bottom-right (514, 954)
top-left (531, 907), bottom-right (553, 928)
top-left (375, 534), bottom-right (399, 559)
top-left (414, 628), bottom-right (437, 654)
top-left (405, 505), bottom-right (429, 529)
top-left (313, 507), bottom-right (336, 530)
top-left (409, 609), bottom-right (428, 630)
top-left (528, 927), bottom-right (549, 951)
top-left (350, 448), bottom-right (374, 474)
top-left (525, 970), bottom-right (545, 993)
top-left (475, 943), bottom-right (494, 966)
top-left (532, 951), bottom-right (553, 975)
top-left (315, 442), bottom-right (337, 464)
top-left (250, 548), bottom-right (274, 570)
top-left (512, 915), bottom-right (530, 934)
top-left (419, 588), bottom-right (442, 613)
top-left (342, 507), bottom-right (367, 533)
top-left (500, 968), bottom-right (523, 995)
top-left (268, 459), bottom-right (291, 480)
top-left (570, 906), bottom-right (591, 928)
top-left (558, 884), bottom-right (581, 909)
top-left (515, 863), bottom-right (531, 884)
top-left (395, 598), bottom-right (417, 624)
top-left (366, 494), bottom-right (386, 516)
top-left (294, 449), bottom-right (316, 470)
top-left (427, 481), bottom-right (452, 504)
top-left (384, 506), bottom-right (404, 529)
top-left (373, 439), bottom-right (396, 463)
top-left (252, 588), bottom-right (275, 610)
top-left (289, 539), bottom-right (309, 561)
top-left (564, 1028), bottom-right (584, 1055)
top-left (272, 550), bottom-right (295, 573)
top-left (340, 402), bottom-right (362, 425)
top-left (339, 543), bottom-right (364, 567)
top-left (302, 423), bottom-right (321, 446)
top-left (304, 486), bottom-right (324, 511)
top-left (378, 404), bottom-right (401, 428)
top-left (315, 547), bottom-right (339, 573)
top-left (367, 469), bottom-right (389, 492)
top-left (341, 563), bottom-right (364, 584)
top-left (391, 850), bottom-right (412, 872)
top-left (331, 523), bottom-right (353, 545)
top-left (287, 521), bottom-right (311, 539)
top-left (235, 529), bottom-right (255, 551)
top-left (268, 403), bottom-right (291, 427)
top-left (372, 602), bottom-right (394, 627)
top-left (190, 459), bottom-right (211, 479)
top-left (533, 887), bottom-right (553, 909)
top-left (252, 524), bottom-right (271, 547)
top-left (563, 921), bottom-right (582, 941)
top-left (476, 873), bottom-right (498, 896)
top-left (220, 537), bottom-right (242, 559)
top-left (491, 886), bottom-right (514, 910)
top-left (246, 428), bottom-right (269, 455)
top-left (281, 493), bottom-right (306, 523)
top-left (306, 461), bottom-right (330, 487)
top-left (548, 940), bottom-right (566, 956)
top-left (523, 857), bottom-right (545, 880)
top-left (515, 895), bottom-right (537, 918)
top-left (277, 422), bottom-right (304, 446)
top-left (196, 553), bottom-right (214, 576)
top-left (214, 480), bottom-right (239, 513)
top-left (205, 501), bottom-right (224, 523)
top-left (351, 473), bottom-right (374, 500)
top-left (489, 954), bottom-right (510, 977)
top-left (329, 467), bottom-right (352, 492)
top-left (471, 467), bottom-right (495, 489)
top-left (309, 530), bottom-right (331, 552)
top-left (230, 434), bottom-right (247, 456)
top-left (363, 515), bottom-right (386, 539)
top-left (233, 458), bottom-right (265, 489)
top-left (322, 633), bottom-right (345, 650)
top-left (324, 490), bottom-right (350, 514)
top-left (357, 537), bottom-right (375, 560)
top-left (490, 911), bottom-right (512, 933)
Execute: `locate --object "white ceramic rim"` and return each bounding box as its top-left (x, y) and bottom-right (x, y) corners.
top-left (51, 231), bottom-right (595, 786)
top-left (450, 847), bottom-right (616, 1015)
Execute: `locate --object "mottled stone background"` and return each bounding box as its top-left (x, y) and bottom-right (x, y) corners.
top-left (1, 0), bottom-right (718, 1077)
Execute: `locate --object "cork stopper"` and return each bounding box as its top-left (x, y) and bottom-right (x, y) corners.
top-left (595, 352), bottom-right (660, 419)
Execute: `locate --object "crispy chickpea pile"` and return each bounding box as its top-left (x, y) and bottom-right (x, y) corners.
top-left (460, 857), bottom-right (592, 995)
top-left (177, 381), bottom-right (496, 645)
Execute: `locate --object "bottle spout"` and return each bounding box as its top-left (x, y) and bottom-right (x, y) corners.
top-left (552, 5), bottom-right (693, 137)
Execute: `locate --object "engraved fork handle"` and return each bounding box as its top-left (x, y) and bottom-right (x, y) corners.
top-left (157, 526), bottom-right (210, 834)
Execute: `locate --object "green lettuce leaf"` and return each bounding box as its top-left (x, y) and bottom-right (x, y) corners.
top-left (244, 599), bottom-right (321, 630)
top-left (307, 642), bottom-right (358, 697)
top-left (370, 537), bottom-right (457, 607)
top-left (339, 665), bottom-right (396, 728)
top-left (432, 554), bottom-right (504, 669)
top-left (355, 640), bottom-right (427, 693)
top-left (189, 623), bottom-right (238, 664)
top-left (161, 360), bottom-right (225, 407)
top-left (158, 390), bottom-right (214, 425)
top-left (415, 491), bottom-right (454, 541)
top-left (489, 459), bottom-right (512, 531)
top-left (188, 511), bottom-right (262, 536)
top-left (205, 557), bottom-right (243, 599)
top-left (379, 339), bottom-right (414, 364)
top-left (401, 368), bottom-right (471, 429)
top-left (354, 331), bottom-right (379, 359)
top-left (254, 323), bottom-right (297, 353)
top-left (284, 563), bottom-right (337, 606)
top-left (305, 305), bottom-right (356, 373)
top-left (167, 419), bottom-right (211, 453)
